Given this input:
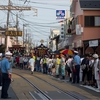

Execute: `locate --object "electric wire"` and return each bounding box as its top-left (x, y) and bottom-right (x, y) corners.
top-left (10, 11), bottom-right (61, 27)
top-left (19, 0), bottom-right (70, 7)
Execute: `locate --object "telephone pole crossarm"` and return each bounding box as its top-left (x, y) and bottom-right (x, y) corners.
top-left (0, 5), bottom-right (31, 10)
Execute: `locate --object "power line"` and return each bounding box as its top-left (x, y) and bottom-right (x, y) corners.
top-left (22, 0), bottom-right (69, 7)
top-left (10, 11), bottom-right (61, 27)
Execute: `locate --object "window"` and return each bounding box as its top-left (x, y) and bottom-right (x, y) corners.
top-left (95, 17), bottom-right (100, 26)
top-left (84, 16), bottom-right (100, 27)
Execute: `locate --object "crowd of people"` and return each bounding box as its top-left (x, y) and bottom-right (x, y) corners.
top-left (0, 50), bottom-right (100, 99)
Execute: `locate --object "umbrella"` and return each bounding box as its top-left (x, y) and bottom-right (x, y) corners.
top-left (61, 49), bottom-right (74, 55)
top-left (60, 50), bottom-right (65, 53)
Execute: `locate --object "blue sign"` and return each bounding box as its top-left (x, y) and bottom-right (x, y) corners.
top-left (56, 10), bottom-right (65, 19)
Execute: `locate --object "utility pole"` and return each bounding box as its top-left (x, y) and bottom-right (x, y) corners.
top-left (5, 0), bottom-right (10, 52)
top-left (0, 0), bottom-right (37, 51)
top-left (16, 14), bottom-right (18, 45)
top-left (23, 24), bottom-right (25, 46)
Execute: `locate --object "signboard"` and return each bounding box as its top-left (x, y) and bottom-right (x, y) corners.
top-left (56, 10), bottom-right (65, 19)
top-left (6, 31), bottom-right (22, 36)
top-left (76, 24), bottom-right (81, 35)
top-left (89, 40), bottom-right (98, 47)
top-left (77, 40), bottom-right (82, 47)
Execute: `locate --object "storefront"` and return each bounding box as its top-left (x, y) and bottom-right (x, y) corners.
top-left (72, 40), bottom-right (83, 56)
top-left (84, 39), bottom-right (100, 55)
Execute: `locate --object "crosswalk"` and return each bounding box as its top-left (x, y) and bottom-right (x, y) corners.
top-left (80, 85), bottom-right (100, 92)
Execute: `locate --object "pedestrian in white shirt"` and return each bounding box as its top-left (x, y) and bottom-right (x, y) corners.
top-left (93, 54), bottom-right (100, 90)
top-left (48, 57), bottom-right (53, 75)
top-left (28, 55), bottom-right (35, 74)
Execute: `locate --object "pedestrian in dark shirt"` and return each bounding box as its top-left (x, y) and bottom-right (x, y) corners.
top-left (0, 53), bottom-right (2, 90)
top-left (1, 51), bottom-right (12, 99)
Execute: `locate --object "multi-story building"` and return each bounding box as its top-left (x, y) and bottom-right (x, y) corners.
top-left (49, 29), bottom-right (60, 51)
top-left (69, 0), bottom-right (100, 55)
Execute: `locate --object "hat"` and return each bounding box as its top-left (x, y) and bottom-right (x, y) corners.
top-left (0, 53), bottom-right (2, 56)
top-left (5, 51), bottom-right (12, 56)
top-left (74, 51), bottom-right (78, 54)
top-left (93, 54), bottom-right (98, 59)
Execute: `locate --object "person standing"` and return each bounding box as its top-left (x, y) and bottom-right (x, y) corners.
top-left (28, 55), bottom-right (35, 74)
top-left (43, 56), bottom-right (48, 74)
top-left (55, 55), bottom-right (61, 78)
top-left (36, 56), bottom-right (41, 72)
top-left (66, 55), bottom-right (73, 81)
top-left (19, 55), bottom-right (23, 69)
top-left (93, 54), bottom-right (100, 90)
top-left (73, 51), bottom-right (81, 83)
top-left (23, 55), bottom-right (28, 69)
top-left (0, 53), bottom-right (2, 90)
top-left (51, 55), bottom-right (56, 76)
top-left (1, 51), bottom-right (12, 99)
top-left (61, 54), bottom-right (66, 79)
top-left (81, 54), bottom-right (89, 85)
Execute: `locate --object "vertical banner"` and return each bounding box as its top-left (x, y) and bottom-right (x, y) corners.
top-left (2, 38), bottom-right (5, 44)
top-left (76, 24), bottom-right (81, 35)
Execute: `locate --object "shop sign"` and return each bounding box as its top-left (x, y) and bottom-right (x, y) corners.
top-left (76, 24), bottom-right (82, 35)
top-left (89, 40), bottom-right (98, 47)
top-left (77, 40), bottom-right (82, 47)
top-left (6, 31), bottom-right (22, 36)
top-left (56, 10), bottom-right (65, 19)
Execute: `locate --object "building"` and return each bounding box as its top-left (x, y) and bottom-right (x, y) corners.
top-left (49, 29), bottom-right (60, 52)
top-left (69, 0), bottom-right (100, 55)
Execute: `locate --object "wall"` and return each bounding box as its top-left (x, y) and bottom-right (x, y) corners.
top-left (75, 1), bottom-right (83, 17)
top-left (83, 10), bottom-right (100, 40)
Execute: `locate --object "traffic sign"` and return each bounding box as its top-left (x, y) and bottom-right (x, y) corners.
top-left (56, 10), bottom-right (65, 19)
top-left (6, 31), bottom-right (22, 36)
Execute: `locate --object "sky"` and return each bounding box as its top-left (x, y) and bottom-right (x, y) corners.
top-left (0, 0), bottom-right (70, 46)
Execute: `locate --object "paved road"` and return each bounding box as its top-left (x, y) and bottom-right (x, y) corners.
top-left (0, 69), bottom-right (100, 100)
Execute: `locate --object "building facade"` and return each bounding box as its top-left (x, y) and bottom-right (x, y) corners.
top-left (69, 0), bottom-right (100, 55)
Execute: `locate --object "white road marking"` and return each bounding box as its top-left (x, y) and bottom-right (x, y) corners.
top-left (80, 85), bottom-right (100, 92)
top-left (57, 91), bottom-right (61, 93)
top-left (29, 91), bottom-right (37, 100)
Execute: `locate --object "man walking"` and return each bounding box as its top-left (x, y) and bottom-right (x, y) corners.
top-left (1, 51), bottom-right (12, 99)
top-left (28, 55), bottom-right (35, 74)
